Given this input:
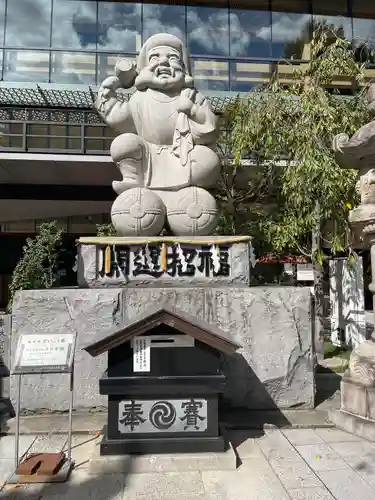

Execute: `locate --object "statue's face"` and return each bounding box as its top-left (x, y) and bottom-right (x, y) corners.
top-left (145, 45), bottom-right (185, 90)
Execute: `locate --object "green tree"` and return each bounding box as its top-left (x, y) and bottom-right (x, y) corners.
top-left (213, 103), bottom-right (282, 256)
top-left (228, 31), bottom-right (369, 253)
top-left (96, 222), bottom-right (118, 237)
top-left (222, 29), bottom-right (370, 356)
top-left (283, 19), bottom-right (346, 61)
top-left (8, 221), bottom-right (63, 311)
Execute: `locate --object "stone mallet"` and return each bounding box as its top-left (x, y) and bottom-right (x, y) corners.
top-left (115, 58), bottom-right (138, 89)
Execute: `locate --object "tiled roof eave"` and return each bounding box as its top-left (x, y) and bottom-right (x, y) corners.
top-left (0, 84), bottom-right (246, 113)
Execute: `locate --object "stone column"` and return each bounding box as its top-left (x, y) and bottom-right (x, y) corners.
top-left (330, 84), bottom-right (375, 436)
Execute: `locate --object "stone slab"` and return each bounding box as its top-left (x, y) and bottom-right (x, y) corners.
top-left (281, 429), bottom-right (325, 446)
top-left (294, 443), bottom-right (350, 472)
top-left (287, 487), bottom-right (336, 500)
top-left (10, 286), bottom-right (314, 412)
top-left (0, 458), bottom-right (15, 488)
top-left (329, 408), bottom-right (375, 442)
top-left (4, 413), bottom-right (106, 435)
top-left (201, 464), bottom-right (291, 500)
top-left (0, 435), bottom-right (37, 460)
top-left (88, 437), bottom-right (237, 474)
top-left (116, 470), bottom-right (205, 500)
top-left (77, 236), bottom-right (251, 288)
top-left (22, 470), bottom-right (127, 500)
top-left (313, 427), bottom-right (361, 443)
top-left (331, 441), bottom-right (375, 489)
top-left (268, 457), bottom-right (323, 489)
top-left (318, 469), bottom-right (375, 500)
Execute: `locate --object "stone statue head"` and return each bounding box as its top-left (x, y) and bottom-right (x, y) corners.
top-left (135, 33), bottom-right (194, 92)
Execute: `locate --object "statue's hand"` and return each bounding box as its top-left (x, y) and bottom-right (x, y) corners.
top-left (177, 88), bottom-right (196, 115)
top-left (99, 76), bottom-right (122, 99)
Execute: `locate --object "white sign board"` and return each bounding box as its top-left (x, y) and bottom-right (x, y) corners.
top-left (12, 333), bottom-right (76, 374)
top-left (132, 337), bottom-right (151, 373)
top-left (297, 264), bottom-right (314, 282)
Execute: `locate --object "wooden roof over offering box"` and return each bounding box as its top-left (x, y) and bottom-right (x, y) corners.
top-left (83, 306), bottom-right (241, 357)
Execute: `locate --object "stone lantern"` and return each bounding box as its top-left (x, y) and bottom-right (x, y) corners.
top-left (331, 84), bottom-right (375, 438)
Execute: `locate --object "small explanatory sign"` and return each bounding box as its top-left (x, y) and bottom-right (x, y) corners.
top-left (12, 333), bottom-right (76, 375)
top-left (132, 337), bottom-right (151, 373)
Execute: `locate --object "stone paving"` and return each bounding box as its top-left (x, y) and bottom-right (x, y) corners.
top-left (1, 427), bottom-right (375, 499)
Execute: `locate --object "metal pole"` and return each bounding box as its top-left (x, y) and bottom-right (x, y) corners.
top-left (14, 375), bottom-right (21, 469)
top-left (67, 368), bottom-right (74, 463)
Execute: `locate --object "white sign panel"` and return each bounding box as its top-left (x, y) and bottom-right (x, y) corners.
top-left (297, 264), bottom-right (314, 282)
top-left (118, 398), bottom-right (208, 434)
top-left (132, 337), bottom-right (151, 373)
top-left (12, 333), bottom-right (76, 374)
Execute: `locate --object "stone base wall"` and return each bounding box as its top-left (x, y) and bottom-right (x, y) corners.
top-left (10, 286), bottom-right (314, 412)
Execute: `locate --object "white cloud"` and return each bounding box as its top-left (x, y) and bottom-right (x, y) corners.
top-left (229, 13), bottom-right (254, 57)
top-left (261, 14), bottom-right (310, 42)
top-left (187, 8), bottom-right (229, 56)
top-left (5, 0), bottom-right (51, 47)
top-left (353, 18), bottom-right (375, 45)
top-left (52, 0), bottom-right (97, 50)
top-left (142, 4), bottom-right (185, 43)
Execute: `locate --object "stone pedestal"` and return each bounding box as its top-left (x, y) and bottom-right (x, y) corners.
top-left (330, 374), bottom-right (375, 441)
top-left (77, 236), bottom-right (251, 288)
top-left (329, 408), bottom-right (375, 442)
top-left (329, 372), bottom-right (375, 440)
top-left (341, 375), bottom-right (375, 420)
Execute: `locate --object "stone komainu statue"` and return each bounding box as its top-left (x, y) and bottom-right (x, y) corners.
top-left (96, 33), bottom-right (221, 237)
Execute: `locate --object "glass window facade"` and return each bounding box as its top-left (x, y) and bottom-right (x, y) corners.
top-left (0, 107), bottom-right (115, 154)
top-left (0, 0), bottom-right (373, 91)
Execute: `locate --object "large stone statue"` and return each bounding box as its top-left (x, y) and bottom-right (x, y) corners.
top-left (96, 33), bottom-right (220, 236)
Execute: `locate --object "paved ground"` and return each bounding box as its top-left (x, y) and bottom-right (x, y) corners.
top-left (1, 427), bottom-right (375, 499)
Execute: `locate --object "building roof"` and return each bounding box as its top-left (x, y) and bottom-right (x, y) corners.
top-left (0, 83), bottom-right (353, 115)
top-left (83, 305), bottom-right (241, 357)
top-left (0, 84), bottom-right (243, 114)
